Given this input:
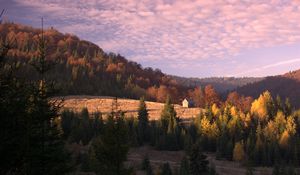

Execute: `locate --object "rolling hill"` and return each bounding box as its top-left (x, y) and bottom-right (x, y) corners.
top-left (236, 70), bottom-right (300, 108)
top-left (60, 96), bottom-right (202, 120)
top-left (171, 75), bottom-right (263, 93)
top-left (0, 22), bottom-right (191, 103)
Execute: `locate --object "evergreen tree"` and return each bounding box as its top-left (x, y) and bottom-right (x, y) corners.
top-left (160, 162), bottom-right (173, 175)
top-left (23, 22), bottom-right (71, 174)
top-left (92, 111), bottom-right (131, 175)
top-left (209, 163), bottom-right (217, 175)
top-left (138, 97), bottom-right (149, 145)
top-left (141, 155), bottom-right (153, 175)
top-left (80, 108), bottom-right (93, 145)
top-left (189, 144), bottom-right (209, 175)
top-left (126, 116), bottom-right (139, 146)
top-left (92, 112), bottom-right (103, 137)
top-left (179, 157), bottom-right (190, 175)
top-left (161, 96), bottom-right (177, 133)
top-left (0, 35), bottom-right (30, 174)
top-left (61, 110), bottom-right (75, 138)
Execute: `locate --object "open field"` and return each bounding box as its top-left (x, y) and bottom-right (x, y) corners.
top-left (68, 144), bottom-right (290, 175)
top-left (59, 96), bottom-right (202, 120)
top-left (127, 146), bottom-right (278, 175)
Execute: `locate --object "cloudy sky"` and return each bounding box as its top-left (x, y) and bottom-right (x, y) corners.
top-left (2, 0), bottom-right (300, 78)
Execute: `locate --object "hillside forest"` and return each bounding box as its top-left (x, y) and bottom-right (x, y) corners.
top-left (0, 23), bottom-right (263, 105)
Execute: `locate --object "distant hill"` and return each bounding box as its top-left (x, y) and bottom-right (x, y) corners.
top-left (236, 70), bottom-right (300, 108)
top-left (171, 76), bottom-right (264, 93)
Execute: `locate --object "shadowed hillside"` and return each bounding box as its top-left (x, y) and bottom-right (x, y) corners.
top-left (172, 75), bottom-right (264, 93)
top-left (236, 70), bottom-right (300, 108)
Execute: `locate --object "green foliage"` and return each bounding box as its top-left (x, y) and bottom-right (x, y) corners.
top-left (179, 157), bottom-right (190, 175)
top-left (0, 30), bottom-right (71, 174)
top-left (161, 96), bottom-right (178, 133)
top-left (61, 109), bottom-right (75, 138)
top-left (160, 162), bottom-right (173, 175)
top-left (92, 111), bottom-right (131, 175)
top-left (208, 163), bottom-right (217, 175)
top-left (189, 144), bottom-right (209, 175)
top-left (138, 97), bottom-right (149, 145)
top-left (141, 155), bottom-right (153, 175)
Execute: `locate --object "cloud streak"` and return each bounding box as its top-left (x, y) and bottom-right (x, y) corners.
top-left (235, 58), bottom-right (300, 76)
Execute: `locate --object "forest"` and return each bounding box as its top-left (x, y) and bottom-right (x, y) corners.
top-left (1, 22), bottom-right (300, 175)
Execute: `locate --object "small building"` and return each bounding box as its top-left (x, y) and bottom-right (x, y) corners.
top-left (182, 98), bottom-right (194, 108)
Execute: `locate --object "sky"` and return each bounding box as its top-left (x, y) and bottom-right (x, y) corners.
top-left (2, 0), bottom-right (300, 78)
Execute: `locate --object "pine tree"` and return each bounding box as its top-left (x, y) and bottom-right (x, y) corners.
top-left (92, 111), bottom-right (131, 175)
top-left (161, 96), bottom-right (177, 133)
top-left (189, 144), bottom-right (209, 175)
top-left (138, 97), bottom-right (149, 145)
top-left (160, 162), bottom-right (173, 175)
top-left (80, 108), bottom-right (93, 145)
top-left (141, 155), bottom-right (153, 175)
top-left (24, 21), bottom-right (71, 174)
top-left (209, 163), bottom-right (217, 175)
top-left (92, 112), bottom-right (103, 137)
top-left (61, 110), bottom-right (75, 138)
top-left (0, 34), bottom-right (31, 174)
top-left (179, 157), bottom-right (190, 175)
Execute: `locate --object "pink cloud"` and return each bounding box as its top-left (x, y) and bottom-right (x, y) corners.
top-left (13, 0), bottom-right (300, 69)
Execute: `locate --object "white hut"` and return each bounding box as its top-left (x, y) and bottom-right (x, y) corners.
top-left (182, 98), bottom-right (193, 108)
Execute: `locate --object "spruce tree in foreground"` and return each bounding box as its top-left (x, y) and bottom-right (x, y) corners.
top-left (92, 110), bottom-right (131, 175)
top-left (141, 155), bottom-right (153, 175)
top-left (179, 157), bottom-right (190, 175)
top-left (0, 33), bottom-right (30, 175)
top-left (137, 97), bottom-right (149, 145)
top-left (160, 162), bottom-right (173, 175)
top-left (0, 22), bottom-right (71, 174)
top-left (189, 144), bottom-right (209, 175)
top-left (24, 22), bottom-right (71, 174)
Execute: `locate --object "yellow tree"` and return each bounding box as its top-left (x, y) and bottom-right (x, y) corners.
top-left (263, 120), bottom-right (277, 142)
top-left (233, 141), bottom-right (246, 161)
top-left (286, 116), bottom-right (296, 135)
top-left (274, 111), bottom-right (286, 136)
top-left (279, 130), bottom-right (290, 149)
top-left (250, 91), bottom-right (273, 121)
top-left (212, 103), bottom-right (220, 117)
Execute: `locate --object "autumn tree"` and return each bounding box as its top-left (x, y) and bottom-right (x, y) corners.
top-left (189, 87), bottom-right (205, 107)
top-left (250, 91), bottom-right (274, 121)
top-left (204, 85), bottom-right (220, 106)
top-left (233, 142), bottom-right (246, 162)
top-left (226, 91), bottom-right (240, 107)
